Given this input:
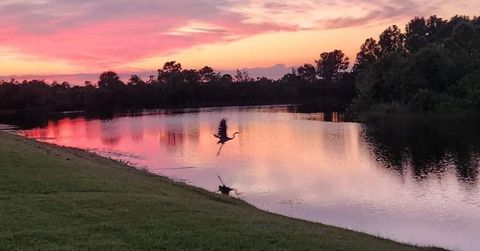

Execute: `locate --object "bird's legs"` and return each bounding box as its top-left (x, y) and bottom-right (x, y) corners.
top-left (216, 143), bottom-right (225, 156)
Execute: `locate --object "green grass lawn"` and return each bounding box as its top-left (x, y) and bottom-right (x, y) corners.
top-left (0, 131), bottom-right (445, 250)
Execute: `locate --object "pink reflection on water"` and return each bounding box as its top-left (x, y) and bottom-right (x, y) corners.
top-left (19, 108), bottom-right (480, 251)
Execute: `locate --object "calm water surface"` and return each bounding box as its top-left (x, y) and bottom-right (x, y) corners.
top-left (9, 107), bottom-right (480, 251)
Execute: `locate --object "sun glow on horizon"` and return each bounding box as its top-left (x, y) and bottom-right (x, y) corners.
top-left (124, 25), bottom-right (386, 71)
top-left (0, 46), bottom-right (79, 76)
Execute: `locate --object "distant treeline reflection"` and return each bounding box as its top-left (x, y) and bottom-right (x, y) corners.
top-left (0, 106), bottom-right (345, 130)
top-left (364, 118), bottom-right (480, 184)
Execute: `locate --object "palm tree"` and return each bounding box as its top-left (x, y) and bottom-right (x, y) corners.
top-left (214, 119), bottom-right (239, 156)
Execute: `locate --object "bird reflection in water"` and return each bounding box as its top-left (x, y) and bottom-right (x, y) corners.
top-left (213, 119), bottom-right (239, 156)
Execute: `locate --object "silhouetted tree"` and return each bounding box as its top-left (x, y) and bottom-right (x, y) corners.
top-left (158, 61), bottom-right (182, 84)
top-left (84, 81), bottom-right (95, 87)
top-left (353, 38), bottom-right (381, 73)
top-left (297, 64), bottom-right (317, 82)
top-left (234, 69), bottom-right (252, 83)
top-left (425, 16), bottom-right (447, 43)
top-left (220, 74), bottom-right (233, 83)
top-left (98, 71), bottom-right (124, 89)
top-left (181, 69), bottom-right (200, 84)
top-left (199, 66), bottom-right (220, 83)
top-left (128, 75), bottom-right (146, 86)
top-left (315, 50), bottom-right (350, 82)
top-left (405, 17), bottom-right (428, 52)
top-left (379, 25), bottom-right (405, 54)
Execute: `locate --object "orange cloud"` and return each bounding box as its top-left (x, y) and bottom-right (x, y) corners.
top-left (0, 0), bottom-right (478, 76)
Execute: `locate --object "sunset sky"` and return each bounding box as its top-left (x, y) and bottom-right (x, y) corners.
top-left (0, 0), bottom-right (479, 80)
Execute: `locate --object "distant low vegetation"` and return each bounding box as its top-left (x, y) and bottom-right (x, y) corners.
top-left (1, 15), bottom-right (479, 115)
top-left (0, 54), bottom-right (355, 113)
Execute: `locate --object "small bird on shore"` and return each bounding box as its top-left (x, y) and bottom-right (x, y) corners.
top-left (213, 119), bottom-right (239, 156)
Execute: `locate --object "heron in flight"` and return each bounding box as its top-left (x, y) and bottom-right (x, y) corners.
top-left (213, 119), bottom-right (239, 156)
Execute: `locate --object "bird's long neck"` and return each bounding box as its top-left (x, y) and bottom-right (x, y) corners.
top-left (231, 132), bottom-right (240, 139)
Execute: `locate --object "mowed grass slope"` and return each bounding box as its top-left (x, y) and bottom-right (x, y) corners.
top-left (0, 131), bottom-right (444, 250)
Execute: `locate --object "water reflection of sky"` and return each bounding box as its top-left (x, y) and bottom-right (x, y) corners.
top-left (17, 107), bottom-right (480, 251)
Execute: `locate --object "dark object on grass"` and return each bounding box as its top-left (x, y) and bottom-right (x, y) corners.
top-left (217, 175), bottom-right (240, 196)
top-left (218, 185), bottom-right (234, 195)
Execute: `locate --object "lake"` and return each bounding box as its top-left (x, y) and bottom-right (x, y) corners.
top-left (4, 106), bottom-right (480, 251)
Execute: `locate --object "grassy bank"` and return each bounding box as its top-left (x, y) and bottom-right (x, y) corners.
top-left (0, 131), bottom-right (443, 250)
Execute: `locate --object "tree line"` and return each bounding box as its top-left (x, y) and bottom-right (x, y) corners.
top-left (1, 15), bottom-right (479, 115)
top-left (0, 54), bottom-right (355, 113)
top-left (352, 15), bottom-right (480, 114)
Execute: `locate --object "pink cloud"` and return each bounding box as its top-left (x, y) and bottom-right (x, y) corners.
top-left (0, 0), bottom-right (471, 72)
top-left (0, 4), bottom-right (292, 70)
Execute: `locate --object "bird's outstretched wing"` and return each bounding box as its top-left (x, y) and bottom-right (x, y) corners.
top-left (215, 119), bottom-right (227, 139)
top-left (233, 189), bottom-right (241, 196)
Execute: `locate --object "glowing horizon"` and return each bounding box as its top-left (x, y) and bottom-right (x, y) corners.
top-left (0, 0), bottom-right (479, 78)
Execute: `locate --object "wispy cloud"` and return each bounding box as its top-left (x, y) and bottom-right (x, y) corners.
top-left (0, 0), bottom-right (477, 72)
top-left (0, 0), bottom-right (292, 69)
top-left (227, 0), bottom-right (442, 29)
